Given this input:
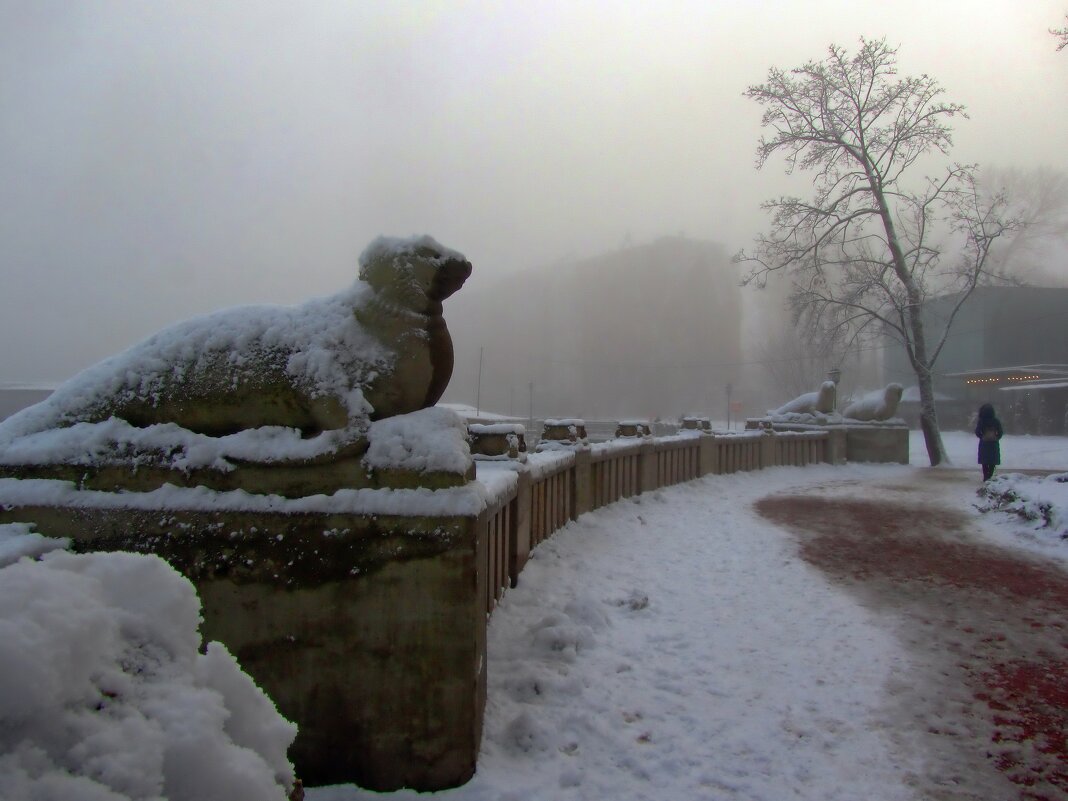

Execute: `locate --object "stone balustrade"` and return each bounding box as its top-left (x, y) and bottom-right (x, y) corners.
top-left (0, 417), bottom-right (900, 793)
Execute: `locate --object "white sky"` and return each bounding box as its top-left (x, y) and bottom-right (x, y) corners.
top-left (2, 0), bottom-right (1066, 384)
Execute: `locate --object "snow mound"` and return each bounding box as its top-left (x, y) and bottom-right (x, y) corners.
top-left (363, 407), bottom-right (472, 474)
top-left (0, 543), bottom-right (297, 801)
top-left (977, 472), bottom-right (1068, 544)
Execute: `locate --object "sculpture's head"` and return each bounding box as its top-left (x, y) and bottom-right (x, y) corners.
top-left (816, 380), bottom-right (837, 411)
top-left (882, 383), bottom-right (904, 415)
top-left (358, 236), bottom-right (472, 314)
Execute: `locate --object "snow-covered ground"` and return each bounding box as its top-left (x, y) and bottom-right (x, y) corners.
top-left (3, 427), bottom-right (1064, 800)
top-left (913, 428), bottom-right (1068, 471)
top-left (0, 542), bottom-right (298, 801)
top-left (310, 431), bottom-right (1068, 801)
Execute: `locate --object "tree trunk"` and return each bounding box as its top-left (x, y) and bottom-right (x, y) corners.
top-left (916, 370), bottom-right (949, 466)
top-left (895, 266), bottom-right (948, 466)
top-left (867, 174), bottom-right (950, 467)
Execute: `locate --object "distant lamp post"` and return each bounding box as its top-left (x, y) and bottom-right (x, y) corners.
top-left (827, 367), bottom-right (842, 411)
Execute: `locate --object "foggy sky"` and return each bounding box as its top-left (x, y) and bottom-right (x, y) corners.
top-left (2, 0), bottom-right (1066, 385)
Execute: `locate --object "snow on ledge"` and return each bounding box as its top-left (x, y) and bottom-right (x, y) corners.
top-left (0, 417), bottom-right (361, 470)
top-left (590, 439), bottom-right (644, 456)
top-left (0, 478), bottom-right (494, 519)
top-left (468, 423), bottom-right (526, 435)
top-left (364, 407), bottom-right (472, 474)
top-left (526, 450), bottom-right (575, 479)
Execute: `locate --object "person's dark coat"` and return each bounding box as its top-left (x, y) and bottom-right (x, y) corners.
top-left (975, 409), bottom-right (1003, 466)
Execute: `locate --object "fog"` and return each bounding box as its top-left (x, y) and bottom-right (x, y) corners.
top-left (2, 0), bottom-right (1066, 401)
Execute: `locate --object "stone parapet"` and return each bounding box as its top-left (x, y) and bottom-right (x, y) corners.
top-left (743, 419), bottom-right (908, 465)
top-left (468, 422), bottom-right (527, 462)
top-left (0, 419), bottom-right (890, 794)
top-left (572, 448), bottom-right (593, 518)
top-left (0, 485), bottom-right (491, 792)
top-left (843, 425), bottom-right (909, 464)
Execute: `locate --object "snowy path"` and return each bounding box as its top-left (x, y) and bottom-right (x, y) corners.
top-left (312, 465), bottom-right (924, 801)
top-left (311, 432), bottom-right (1068, 800)
top-left (760, 469), bottom-right (1068, 800)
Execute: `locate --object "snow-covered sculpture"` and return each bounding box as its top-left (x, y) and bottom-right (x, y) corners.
top-left (535, 419), bottom-right (588, 452)
top-left (769, 381), bottom-right (837, 417)
top-left (842, 383), bottom-right (903, 422)
top-left (0, 236), bottom-right (473, 494)
top-left (615, 420), bottom-right (652, 439)
top-left (467, 423), bottom-right (527, 462)
top-left (2, 236), bottom-right (470, 439)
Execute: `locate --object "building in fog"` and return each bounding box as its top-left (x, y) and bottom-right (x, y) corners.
top-left (442, 237), bottom-right (743, 423)
top-left (882, 286), bottom-right (1068, 431)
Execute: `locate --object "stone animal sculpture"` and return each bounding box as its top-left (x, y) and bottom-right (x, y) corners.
top-left (842, 383), bottom-right (903, 422)
top-left (1, 236), bottom-right (471, 442)
top-left (769, 381), bottom-right (837, 417)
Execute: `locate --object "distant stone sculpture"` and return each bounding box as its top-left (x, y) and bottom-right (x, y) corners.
top-left (842, 383), bottom-right (903, 422)
top-left (467, 423), bottom-right (527, 462)
top-left (2, 236), bottom-right (471, 440)
top-left (769, 381), bottom-right (837, 417)
top-left (680, 416), bottom-right (712, 434)
top-left (535, 419), bottom-right (588, 452)
top-left (615, 420), bottom-right (652, 439)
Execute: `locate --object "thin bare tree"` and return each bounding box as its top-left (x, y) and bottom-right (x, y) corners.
top-left (737, 38), bottom-right (1015, 465)
top-left (1052, 15), bottom-right (1068, 51)
top-left (980, 166), bottom-right (1068, 285)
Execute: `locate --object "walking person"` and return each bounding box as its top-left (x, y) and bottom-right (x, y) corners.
top-left (975, 403), bottom-right (1003, 481)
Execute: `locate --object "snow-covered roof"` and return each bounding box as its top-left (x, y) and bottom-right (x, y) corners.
top-left (998, 381), bottom-right (1068, 392)
top-left (899, 386), bottom-right (956, 403)
top-left (944, 364), bottom-right (1068, 378)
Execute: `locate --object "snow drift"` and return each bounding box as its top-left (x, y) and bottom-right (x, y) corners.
top-left (0, 525), bottom-right (298, 801)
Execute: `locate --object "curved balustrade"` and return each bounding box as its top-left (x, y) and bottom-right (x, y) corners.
top-left (475, 427), bottom-right (841, 616)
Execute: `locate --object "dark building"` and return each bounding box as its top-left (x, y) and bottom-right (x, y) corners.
top-left (883, 286), bottom-right (1068, 431)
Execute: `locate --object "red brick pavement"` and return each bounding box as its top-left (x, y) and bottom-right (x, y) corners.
top-left (756, 493), bottom-right (1068, 800)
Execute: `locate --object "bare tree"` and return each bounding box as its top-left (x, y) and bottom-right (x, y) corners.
top-left (1053, 15), bottom-right (1068, 51)
top-left (737, 38), bottom-right (1015, 466)
top-left (980, 166), bottom-right (1068, 285)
